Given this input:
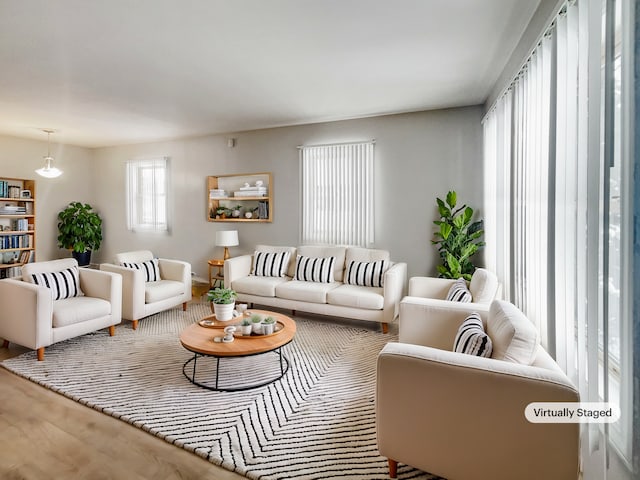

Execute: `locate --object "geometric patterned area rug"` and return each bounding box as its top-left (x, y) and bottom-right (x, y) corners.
top-left (2, 303), bottom-right (439, 480)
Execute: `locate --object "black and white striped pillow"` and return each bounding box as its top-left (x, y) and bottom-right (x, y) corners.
top-left (446, 278), bottom-right (472, 302)
top-left (31, 266), bottom-right (84, 300)
top-left (252, 251), bottom-right (291, 277)
top-left (344, 260), bottom-right (388, 287)
top-left (121, 258), bottom-right (160, 282)
top-left (294, 255), bottom-right (336, 283)
top-left (453, 312), bottom-right (492, 357)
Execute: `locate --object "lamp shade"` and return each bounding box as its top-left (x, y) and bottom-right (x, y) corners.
top-left (216, 230), bottom-right (239, 247)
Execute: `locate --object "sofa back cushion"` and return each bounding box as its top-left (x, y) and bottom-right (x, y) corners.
top-left (469, 268), bottom-right (499, 304)
top-left (298, 245), bottom-right (346, 281)
top-left (345, 247), bottom-right (390, 264)
top-left (114, 250), bottom-right (154, 264)
top-left (487, 300), bottom-right (540, 365)
top-left (254, 245), bottom-right (297, 277)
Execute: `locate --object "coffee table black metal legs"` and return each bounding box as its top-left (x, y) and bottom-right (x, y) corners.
top-left (182, 348), bottom-right (290, 392)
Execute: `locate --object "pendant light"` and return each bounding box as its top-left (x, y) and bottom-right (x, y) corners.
top-left (35, 130), bottom-right (63, 178)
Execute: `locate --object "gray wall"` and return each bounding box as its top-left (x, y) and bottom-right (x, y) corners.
top-left (1, 106), bottom-right (484, 281)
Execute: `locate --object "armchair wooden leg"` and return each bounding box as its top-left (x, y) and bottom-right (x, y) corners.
top-left (108, 325), bottom-right (115, 336)
top-left (37, 347), bottom-right (44, 361)
top-left (182, 302), bottom-right (187, 311)
top-left (2, 339), bottom-right (8, 348)
top-left (132, 319), bottom-right (139, 330)
top-left (388, 458), bottom-right (398, 478)
top-left (381, 322), bottom-right (389, 334)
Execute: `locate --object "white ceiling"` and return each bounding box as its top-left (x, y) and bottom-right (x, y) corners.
top-left (0, 0), bottom-right (539, 148)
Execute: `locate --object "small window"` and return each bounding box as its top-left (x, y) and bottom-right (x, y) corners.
top-left (126, 157), bottom-right (169, 232)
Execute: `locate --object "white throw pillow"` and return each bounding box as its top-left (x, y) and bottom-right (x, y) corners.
top-left (445, 278), bottom-right (472, 302)
top-left (487, 300), bottom-right (540, 365)
top-left (252, 251), bottom-right (291, 277)
top-left (293, 255), bottom-right (336, 283)
top-left (344, 260), bottom-right (388, 287)
top-left (121, 258), bottom-right (160, 282)
top-left (30, 266), bottom-right (84, 300)
top-left (453, 312), bottom-right (492, 357)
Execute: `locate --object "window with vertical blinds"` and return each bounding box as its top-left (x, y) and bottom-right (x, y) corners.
top-left (300, 141), bottom-right (374, 246)
top-left (126, 157), bottom-right (169, 232)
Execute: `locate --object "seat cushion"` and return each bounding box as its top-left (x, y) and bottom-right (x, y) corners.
top-left (232, 275), bottom-right (290, 297)
top-left (487, 300), bottom-right (540, 365)
top-left (144, 279), bottom-right (184, 304)
top-left (327, 284), bottom-right (384, 310)
top-left (276, 280), bottom-right (340, 304)
top-left (52, 296), bottom-right (111, 328)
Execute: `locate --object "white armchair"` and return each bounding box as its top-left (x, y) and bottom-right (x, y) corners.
top-left (376, 300), bottom-right (580, 479)
top-left (100, 250), bottom-right (191, 329)
top-left (0, 258), bottom-right (122, 361)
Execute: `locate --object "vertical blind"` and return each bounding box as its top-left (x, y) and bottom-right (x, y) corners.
top-left (300, 142), bottom-right (374, 246)
top-left (482, 0), bottom-right (633, 473)
top-left (126, 157), bottom-right (169, 232)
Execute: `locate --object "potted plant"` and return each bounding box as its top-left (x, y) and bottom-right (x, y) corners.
top-left (207, 287), bottom-right (237, 321)
top-left (432, 191), bottom-right (485, 281)
top-left (250, 313), bottom-right (263, 334)
top-left (262, 316), bottom-right (276, 335)
top-left (57, 202), bottom-right (103, 266)
top-left (239, 318), bottom-right (253, 336)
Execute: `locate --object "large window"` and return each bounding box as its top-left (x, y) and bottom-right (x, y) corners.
top-left (299, 141), bottom-right (374, 246)
top-left (126, 157), bottom-right (169, 232)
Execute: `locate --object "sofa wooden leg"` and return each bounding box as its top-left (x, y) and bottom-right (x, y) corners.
top-left (381, 322), bottom-right (389, 334)
top-left (388, 458), bottom-right (398, 478)
top-left (37, 347), bottom-right (44, 361)
top-left (182, 302), bottom-right (187, 311)
top-left (108, 325), bottom-right (115, 336)
top-left (292, 309), bottom-right (296, 316)
top-left (2, 339), bottom-right (8, 348)
top-left (132, 319), bottom-right (138, 330)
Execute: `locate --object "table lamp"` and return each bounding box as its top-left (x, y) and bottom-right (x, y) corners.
top-left (216, 230), bottom-right (239, 260)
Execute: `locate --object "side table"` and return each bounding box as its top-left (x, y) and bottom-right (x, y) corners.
top-left (208, 259), bottom-right (224, 289)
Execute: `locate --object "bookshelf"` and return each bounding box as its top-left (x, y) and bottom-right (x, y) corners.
top-left (207, 172), bottom-right (272, 222)
top-left (0, 177), bottom-right (35, 278)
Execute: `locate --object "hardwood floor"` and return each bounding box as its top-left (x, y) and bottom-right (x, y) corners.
top-left (0, 341), bottom-right (245, 480)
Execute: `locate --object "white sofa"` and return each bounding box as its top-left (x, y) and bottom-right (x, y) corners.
top-left (224, 245), bottom-right (407, 332)
top-left (0, 258), bottom-right (122, 361)
top-left (100, 250), bottom-right (191, 330)
top-left (377, 299), bottom-right (580, 479)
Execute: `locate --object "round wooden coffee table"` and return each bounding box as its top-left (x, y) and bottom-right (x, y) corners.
top-left (179, 310), bottom-right (296, 391)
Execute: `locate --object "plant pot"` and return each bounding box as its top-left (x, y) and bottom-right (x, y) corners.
top-left (213, 302), bottom-right (235, 321)
top-left (252, 322), bottom-right (263, 334)
top-left (72, 250), bottom-right (92, 267)
top-left (262, 322), bottom-right (275, 335)
top-left (240, 324), bottom-right (253, 336)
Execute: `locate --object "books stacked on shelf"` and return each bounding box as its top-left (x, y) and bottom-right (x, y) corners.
top-left (258, 201), bottom-right (269, 219)
top-left (1, 234), bottom-right (33, 249)
top-left (10, 218), bottom-right (29, 231)
top-left (209, 189), bottom-right (227, 198)
top-left (234, 186), bottom-right (267, 197)
top-left (0, 204), bottom-right (27, 215)
top-left (0, 266), bottom-right (22, 279)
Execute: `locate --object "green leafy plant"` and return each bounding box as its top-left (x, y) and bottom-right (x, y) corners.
top-left (432, 191), bottom-right (485, 281)
top-left (262, 316), bottom-right (275, 324)
top-left (57, 202), bottom-right (103, 253)
top-left (251, 314), bottom-right (263, 324)
top-left (207, 287), bottom-right (237, 304)
top-left (241, 318), bottom-right (252, 327)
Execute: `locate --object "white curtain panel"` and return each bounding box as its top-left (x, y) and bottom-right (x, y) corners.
top-left (300, 142), bottom-right (374, 246)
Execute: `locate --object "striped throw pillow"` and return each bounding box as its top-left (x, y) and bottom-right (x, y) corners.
top-left (252, 251), bottom-right (291, 277)
top-left (294, 255), bottom-right (336, 283)
top-left (31, 266), bottom-right (84, 300)
top-left (121, 258), bottom-right (160, 282)
top-left (453, 312), bottom-right (492, 357)
top-left (446, 278), bottom-right (472, 302)
top-left (344, 260), bottom-right (388, 287)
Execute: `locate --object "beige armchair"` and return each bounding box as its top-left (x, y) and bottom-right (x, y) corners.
top-left (0, 258), bottom-right (122, 361)
top-left (100, 250), bottom-right (191, 329)
top-left (376, 299), bottom-right (580, 480)
top-left (407, 267), bottom-right (502, 304)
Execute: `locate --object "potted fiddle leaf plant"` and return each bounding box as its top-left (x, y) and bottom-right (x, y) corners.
top-left (432, 190), bottom-right (485, 281)
top-left (57, 202), bottom-right (103, 266)
top-left (207, 287), bottom-right (237, 321)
